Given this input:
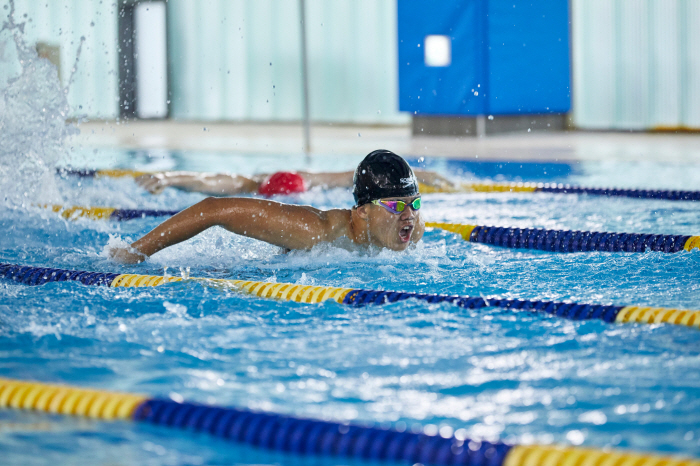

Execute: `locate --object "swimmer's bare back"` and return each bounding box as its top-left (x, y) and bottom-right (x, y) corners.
top-left (110, 197), bottom-right (360, 264)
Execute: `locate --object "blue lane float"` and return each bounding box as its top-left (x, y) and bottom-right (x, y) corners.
top-left (134, 399), bottom-right (512, 464)
top-left (426, 223), bottom-right (700, 254)
top-left (39, 204), bottom-right (180, 221)
top-left (537, 183), bottom-right (700, 201)
top-left (420, 180), bottom-right (700, 202)
top-left (2, 262), bottom-right (699, 329)
top-left (6, 377), bottom-right (695, 466)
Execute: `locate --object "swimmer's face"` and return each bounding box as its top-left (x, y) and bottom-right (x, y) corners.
top-left (358, 195), bottom-right (424, 251)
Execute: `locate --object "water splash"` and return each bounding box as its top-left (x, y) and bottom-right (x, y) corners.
top-left (0, 1), bottom-right (77, 208)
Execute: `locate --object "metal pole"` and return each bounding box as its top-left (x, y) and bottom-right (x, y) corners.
top-left (299, 0), bottom-right (312, 161)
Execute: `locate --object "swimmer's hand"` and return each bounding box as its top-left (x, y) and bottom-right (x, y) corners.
top-left (135, 173), bottom-right (169, 194)
top-left (109, 246), bottom-right (148, 264)
top-left (414, 169), bottom-right (457, 190)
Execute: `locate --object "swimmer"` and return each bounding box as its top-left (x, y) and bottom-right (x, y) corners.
top-left (111, 150), bottom-right (425, 263)
top-left (134, 164), bottom-right (453, 196)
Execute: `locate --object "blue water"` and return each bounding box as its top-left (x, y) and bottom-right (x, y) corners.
top-left (1, 152), bottom-right (700, 465)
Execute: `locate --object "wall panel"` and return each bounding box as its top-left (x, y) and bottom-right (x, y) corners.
top-left (5, 0), bottom-right (406, 124)
top-left (572, 0), bottom-right (700, 130)
top-left (684, 0), bottom-right (700, 126)
top-left (167, 0), bottom-right (407, 124)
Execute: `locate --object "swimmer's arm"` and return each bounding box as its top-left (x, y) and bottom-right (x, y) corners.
top-left (413, 169), bottom-right (455, 188)
top-left (111, 198), bottom-right (349, 263)
top-left (136, 172), bottom-right (259, 195)
top-left (296, 171), bottom-right (355, 189)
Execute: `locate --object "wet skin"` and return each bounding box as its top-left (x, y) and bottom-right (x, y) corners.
top-left (110, 194), bottom-right (424, 263)
top-left (356, 195), bottom-right (424, 252)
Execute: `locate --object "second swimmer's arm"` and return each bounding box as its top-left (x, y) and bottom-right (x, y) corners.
top-left (413, 169), bottom-right (455, 188)
top-left (126, 197), bottom-right (349, 260)
top-left (136, 172), bottom-right (260, 195)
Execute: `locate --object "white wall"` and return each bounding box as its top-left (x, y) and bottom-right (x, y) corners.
top-left (4, 0), bottom-right (407, 124)
top-left (167, 0), bottom-right (408, 124)
top-left (572, 0), bottom-right (700, 130)
top-left (135, 1), bottom-right (168, 119)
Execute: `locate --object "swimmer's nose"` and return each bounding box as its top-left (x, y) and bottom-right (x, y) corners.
top-left (399, 205), bottom-right (416, 220)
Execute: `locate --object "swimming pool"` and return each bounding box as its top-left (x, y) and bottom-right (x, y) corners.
top-left (1, 147), bottom-right (700, 465)
top-left (2, 10), bottom-right (700, 465)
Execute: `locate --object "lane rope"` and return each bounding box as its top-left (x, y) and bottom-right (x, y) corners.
top-left (418, 181), bottom-right (700, 201)
top-left (57, 168), bottom-right (700, 202)
top-left (38, 204), bottom-right (180, 221)
top-left (1, 262), bottom-right (698, 329)
top-left (0, 377), bottom-right (696, 466)
top-left (57, 168), bottom-right (150, 178)
top-left (426, 222), bottom-right (700, 254)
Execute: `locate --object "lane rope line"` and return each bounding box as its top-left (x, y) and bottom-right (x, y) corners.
top-left (58, 168), bottom-right (150, 178)
top-left (38, 204), bottom-right (180, 221)
top-left (1, 377), bottom-right (697, 466)
top-left (418, 181), bottom-right (700, 201)
top-left (426, 222), bottom-right (700, 254)
top-left (1, 262), bottom-right (698, 329)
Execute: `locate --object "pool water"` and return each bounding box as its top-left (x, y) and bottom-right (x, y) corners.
top-left (1, 150), bottom-right (700, 465)
top-left (2, 8), bottom-right (700, 464)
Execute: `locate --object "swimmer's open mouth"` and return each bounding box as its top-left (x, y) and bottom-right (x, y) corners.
top-left (399, 224), bottom-right (413, 242)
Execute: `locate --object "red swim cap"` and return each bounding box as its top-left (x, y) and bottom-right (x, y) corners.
top-left (257, 171), bottom-right (307, 196)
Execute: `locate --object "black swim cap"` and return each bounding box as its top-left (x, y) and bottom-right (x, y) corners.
top-left (353, 150), bottom-right (419, 206)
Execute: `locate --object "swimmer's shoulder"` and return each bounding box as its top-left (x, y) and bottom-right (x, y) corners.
top-left (320, 208), bottom-right (354, 239)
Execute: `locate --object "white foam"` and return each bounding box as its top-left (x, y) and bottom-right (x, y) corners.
top-left (0, 2), bottom-right (76, 207)
top-left (100, 234), bottom-right (135, 259)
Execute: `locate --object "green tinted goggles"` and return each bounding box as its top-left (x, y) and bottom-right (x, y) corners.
top-left (371, 197), bottom-right (421, 214)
